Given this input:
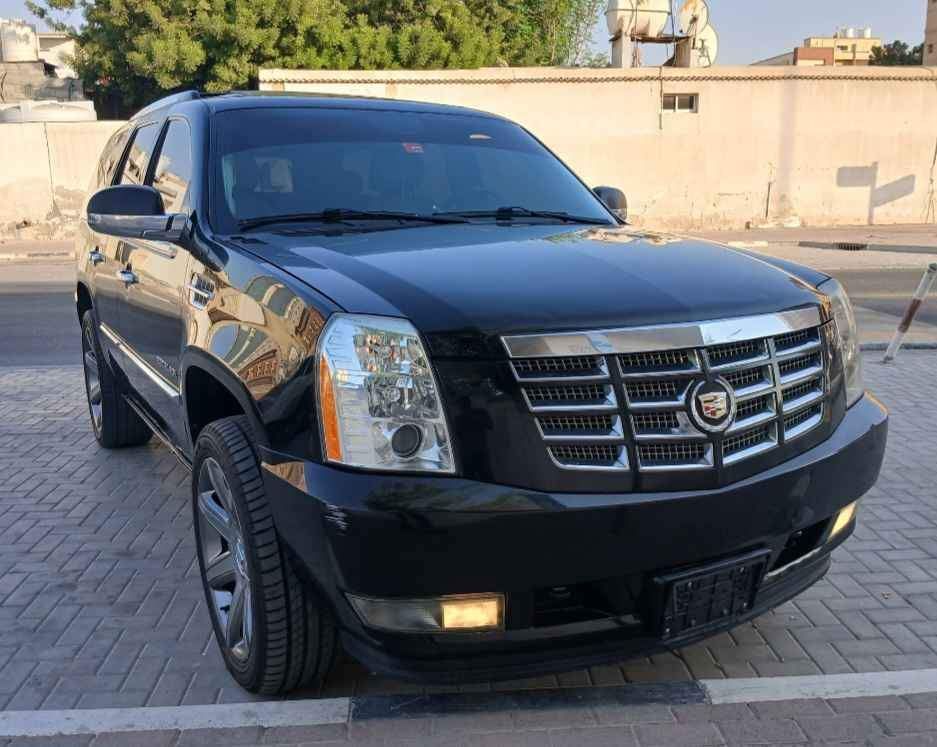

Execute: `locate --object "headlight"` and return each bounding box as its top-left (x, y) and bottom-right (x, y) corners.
top-left (819, 278), bottom-right (864, 407)
top-left (316, 314), bottom-right (455, 473)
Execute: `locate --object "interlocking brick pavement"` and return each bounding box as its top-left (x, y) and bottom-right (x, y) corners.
top-left (0, 353), bottom-right (934, 709)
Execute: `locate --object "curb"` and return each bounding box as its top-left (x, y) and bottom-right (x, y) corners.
top-left (799, 240), bottom-right (937, 255)
top-left (2, 670), bottom-right (936, 739)
top-left (0, 252), bottom-right (73, 262)
top-left (861, 341), bottom-right (937, 351)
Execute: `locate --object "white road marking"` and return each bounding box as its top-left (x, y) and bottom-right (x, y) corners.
top-left (704, 669), bottom-right (937, 704)
top-left (3, 670), bottom-right (937, 737)
top-left (0, 698), bottom-right (350, 737)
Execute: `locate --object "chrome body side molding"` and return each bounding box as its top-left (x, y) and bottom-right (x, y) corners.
top-left (99, 322), bottom-right (181, 399)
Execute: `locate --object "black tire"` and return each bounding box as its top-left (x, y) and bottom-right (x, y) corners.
top-left (81, 311), bottom-right (152, 449)
top-left (192, 415), bottom-right (336, 695)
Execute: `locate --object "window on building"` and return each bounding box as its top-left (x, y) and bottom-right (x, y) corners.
top-left (662, 93), bottom-right (699, 113)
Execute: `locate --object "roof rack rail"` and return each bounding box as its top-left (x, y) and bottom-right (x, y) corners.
top-left (133, 90), bottom-right (201, 120)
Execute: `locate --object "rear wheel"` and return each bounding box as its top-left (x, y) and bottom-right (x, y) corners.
top-left (81, 311), bottom-right (151, 448)
top-left (193, 416), bottom-right (336, 694)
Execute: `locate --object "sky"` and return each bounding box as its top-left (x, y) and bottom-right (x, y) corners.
top-left (1, 0), bottom-right (929, 66)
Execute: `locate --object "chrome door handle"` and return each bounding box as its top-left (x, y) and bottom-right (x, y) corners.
top-left (116, 269), bottom-right (138, 285)
top-left (89, 249), bottom-right (105, 265)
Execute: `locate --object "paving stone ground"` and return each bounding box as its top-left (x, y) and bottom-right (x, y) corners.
top-left (0, 353), bottom-right (935, 711)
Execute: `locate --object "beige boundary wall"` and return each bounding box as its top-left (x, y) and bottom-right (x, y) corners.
top-left (261, 66), bottom-right (937, 230)
top-left (0, 121), bottom-right (123, 238)
top-left (3, 66), bottom-right (936, 237)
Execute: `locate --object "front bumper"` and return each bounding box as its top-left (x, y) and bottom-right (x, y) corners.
top-left (261, 394), bottom-right (887, 682)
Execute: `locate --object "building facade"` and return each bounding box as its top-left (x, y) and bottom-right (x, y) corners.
top-left (800, 29), bottom-right (882, 66)
top-left (753, 28), bottom-right (882, 67)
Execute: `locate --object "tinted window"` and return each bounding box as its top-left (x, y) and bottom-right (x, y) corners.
top-left (120, 123), bottom-right (161, 186)
top-left (210, 108), bottom-right (612, 233)
top-left (92, 126), bottom-right (133, 191)
top-left (152, 119), bottom-right (193, 212)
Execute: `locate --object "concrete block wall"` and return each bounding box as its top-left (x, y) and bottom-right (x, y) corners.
top-left (261, 65), bottom-right (937, 230)
top-left (0, 120), bottom-right (122, 238)
top-left (3, 66), bottom-right (937, 238)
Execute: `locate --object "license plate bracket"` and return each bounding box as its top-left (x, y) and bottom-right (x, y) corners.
top-left (652, 549), bottom-right (771, 642)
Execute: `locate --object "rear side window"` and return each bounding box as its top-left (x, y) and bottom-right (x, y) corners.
top-left (152, 119), bottom-right (194, 213)
top-left (119, 123), bottom-right (161, 185)
top-left (93, 126), bottom-right (133, 191)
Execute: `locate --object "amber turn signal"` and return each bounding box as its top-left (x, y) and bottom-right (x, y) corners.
top-left (318, 355), bottom-right (343, 462)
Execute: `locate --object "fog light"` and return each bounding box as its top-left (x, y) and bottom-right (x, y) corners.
top-left (347, 593), bottom-right (505, 633)
top-left (830, 501), bottom-right (858, 539)
top-left (441, 597), bottom-right (502, 630)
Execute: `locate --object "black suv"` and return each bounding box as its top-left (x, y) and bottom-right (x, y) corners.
top-left (76, 91), bottom-right (888, 693)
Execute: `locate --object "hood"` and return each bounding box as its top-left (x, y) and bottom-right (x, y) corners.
top-left (230, 225), bottom-right (825, 352)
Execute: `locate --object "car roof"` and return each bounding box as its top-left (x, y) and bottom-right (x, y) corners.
top-left (131, 90), bottom-right (505, 123)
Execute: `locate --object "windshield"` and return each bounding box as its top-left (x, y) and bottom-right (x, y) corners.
top-left (210, 106), bottom-right (615, 233)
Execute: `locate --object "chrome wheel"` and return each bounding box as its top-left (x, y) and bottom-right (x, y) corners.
top-left (82, 325), bottom-right (103, 433)
top-left (197, 457), bottom-right (253, 662)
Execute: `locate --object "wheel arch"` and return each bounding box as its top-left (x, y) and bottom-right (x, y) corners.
top-left (181, 349), bottom-right (269, 451)
top-left (76, 281), bottom-right (94, 322)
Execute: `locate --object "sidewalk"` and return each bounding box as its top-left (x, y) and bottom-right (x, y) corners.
top-left (689, 224), bottom-right (937, 271)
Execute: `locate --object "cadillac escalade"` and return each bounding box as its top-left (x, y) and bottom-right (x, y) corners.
top-left (75, 91), bottom-right (888, 693)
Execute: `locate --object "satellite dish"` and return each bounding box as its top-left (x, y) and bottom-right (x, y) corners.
top-left (693, 25), bottom-right (719, 67)
top-left (677, 0), bottom-right (709, 36)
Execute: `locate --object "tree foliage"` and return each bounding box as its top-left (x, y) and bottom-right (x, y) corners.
top-left (27, 0), bottom-right (606, 112)
top-left (870, 40), bottom-right (924, 66)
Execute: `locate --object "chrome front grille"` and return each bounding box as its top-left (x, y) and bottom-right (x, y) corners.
top-left (638, 441), bottom-right (712, 469)
top-left (503, 309), bottom-right (833, 474)
top-left (523, 383), bottom-right (617, 412)
top-left (513, 356), bottom-right (607, 380)
top-left (619, 349), bottom-right (698, 374)
top-left (550, 444), bottom-right (628, 470)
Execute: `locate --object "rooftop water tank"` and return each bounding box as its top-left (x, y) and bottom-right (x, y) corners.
top-left (862, 27), bottom-right (873, 39)
top-left (0, 18), bottom-right (39, 62)
top-left (606, 0), bottom-right (671, 39)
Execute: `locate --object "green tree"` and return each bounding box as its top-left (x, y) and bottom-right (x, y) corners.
top-left (28, 0), bottom-right (606, 111)
top-left (870, 40), bottom-right (924, 66)
top-left (29, 0), bottom-right (351, 112)
top-left (516, 0), bottom-right (605, 65)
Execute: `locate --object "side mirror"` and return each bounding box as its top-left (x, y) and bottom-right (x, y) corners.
top-left (87, 184), bottom-right (188, 242)
top-left (593, 186), bottom-right (628, 223)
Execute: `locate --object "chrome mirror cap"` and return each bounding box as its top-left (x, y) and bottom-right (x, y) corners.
top-left (87, 212), bottom-right (188, 242)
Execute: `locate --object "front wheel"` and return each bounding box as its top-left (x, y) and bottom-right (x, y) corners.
top-left (192, 416), bottom-right (336, 694)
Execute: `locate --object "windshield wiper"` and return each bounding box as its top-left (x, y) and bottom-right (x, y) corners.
top-left (238, 209), bottom-right (469, 232)
top-left (434, 206), bottom-right (613, 225)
